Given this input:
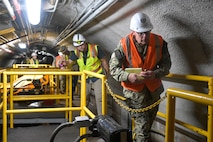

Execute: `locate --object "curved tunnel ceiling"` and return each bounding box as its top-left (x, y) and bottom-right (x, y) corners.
top-left (0, 0), bottom-right (117, 67)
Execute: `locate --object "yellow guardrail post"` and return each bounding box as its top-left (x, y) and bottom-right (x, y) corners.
top-left (102, 76), bottom-right (107, 115)
top-left (64, 74), bottom-right (68, 121)
top-left (165, 93), bottom-right (176, 142)
top-left (207, 78), bottom-right (213, 142)
top-left (80, 71), bottom-right (87, 142)
top-left (3, 73), bottom-right (8, 142)
top-left (165, 88), bottom-right (213, 142)
top-left (68, 74), bottom-right (72, 122)
top-left (9, 74), bottom-right (14, 128)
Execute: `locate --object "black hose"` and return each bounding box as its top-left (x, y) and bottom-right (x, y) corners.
top-left (73, 133), bottom-right (94, 142)
top-left (150, 129), bottom-right (165, 137)
top-left (49, 122), bottom-right (75, 142)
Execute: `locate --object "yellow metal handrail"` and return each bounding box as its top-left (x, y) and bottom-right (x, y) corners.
top-left (12, 64), bottom-right (52, 68)
top-left (2, 69), bottom-right (212, 142)
top-left (165, 88), bottom-right (213, 142)
top-left (79, 70), bottom-right (106, 141)
top-left (1, 68), bottom-right (106, 142)
top-left (164, 74), bottom-right (213, 142)
top-left (104, 73), bottom-right (213, 141)
top-left (0, 69), bottom-right (4, 111)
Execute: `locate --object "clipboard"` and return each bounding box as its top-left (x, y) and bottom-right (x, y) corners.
top-left (125, 68), bottom-right (142, 73)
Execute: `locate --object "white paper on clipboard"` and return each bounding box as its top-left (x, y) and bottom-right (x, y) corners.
top-left (125, 68), bottom-right (142, 73)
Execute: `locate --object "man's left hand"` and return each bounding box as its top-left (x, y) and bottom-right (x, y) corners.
top-left (140, 70), bottom-right (155, 80)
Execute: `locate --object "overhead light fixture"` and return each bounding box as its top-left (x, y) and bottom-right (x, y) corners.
top-left (18, 42), bottom-right (27, 49)
top-left (25, 0), bottom-right (41, 25)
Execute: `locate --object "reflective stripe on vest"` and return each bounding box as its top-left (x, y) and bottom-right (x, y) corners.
top-left (75, 44), bottom-right (103, 76)
top-left (29, 59), bottom-right (39, 65)
top-left (29, 59), bottom-right (39, 68)
top-left (121, 32), bottom-right (163, 92)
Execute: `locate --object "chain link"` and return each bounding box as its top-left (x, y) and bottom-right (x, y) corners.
top-left (105, 80), bottom-right (167, 113)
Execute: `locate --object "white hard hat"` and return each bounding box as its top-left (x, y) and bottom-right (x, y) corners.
top-left (72, 34), bottom-right (86, 47)
top-left (31, 52), bottom-right (37, 57)
top-left (130, 12), bottom-right (153, 33)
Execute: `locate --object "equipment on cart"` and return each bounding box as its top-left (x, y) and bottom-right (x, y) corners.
top-left (0, 75), bottom-right (49, 95)
top-left (50, 115), bottom-right (133, 142)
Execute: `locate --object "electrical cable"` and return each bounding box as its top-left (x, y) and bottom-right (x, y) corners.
top-left (49, 122), bottom-right (75, 142)
top-left (150, 129), bottom-right (165, 137)
top-left (73, 134), bottom-right (94, 142)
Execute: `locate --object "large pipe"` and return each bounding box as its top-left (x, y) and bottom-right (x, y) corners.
top-left (56, 0), bottom-right (107, 42)
top-left (55, 0), bottom-right (94, 41)
top-left (11, 0), bottom-right (31, 45)
top-left (45, 0), bottom-right (59, 12)
top-left (12, 0), bottom-right (21, 16)
top-left (55, 0), bottom-right (118, 45)
top-left (2, 0), bottom-right (16, 20)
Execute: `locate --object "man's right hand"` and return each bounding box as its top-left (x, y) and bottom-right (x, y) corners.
top-left (127, 73), bottom-right (144, 84)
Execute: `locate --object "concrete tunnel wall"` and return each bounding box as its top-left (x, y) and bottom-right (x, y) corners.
top-left (77, 0), bottom-right (213, 140)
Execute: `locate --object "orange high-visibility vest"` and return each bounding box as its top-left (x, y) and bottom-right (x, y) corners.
top-left (55, 55), bottom-right (69, 69)
top-left (121, 32), bottom-right (163, 92)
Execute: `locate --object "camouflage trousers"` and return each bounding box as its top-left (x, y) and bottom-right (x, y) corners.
top-left (123, 87), bottom-right (160, 142)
